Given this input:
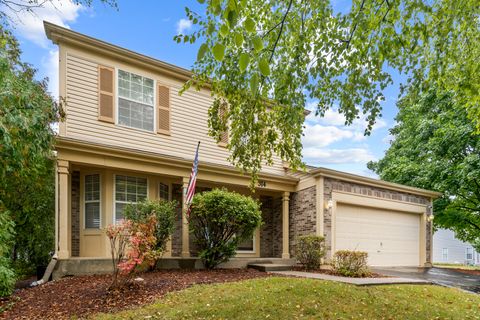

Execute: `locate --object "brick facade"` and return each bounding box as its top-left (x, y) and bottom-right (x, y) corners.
top-left (171, 184), bottom-right (183, 257)
top-left (71, 171), bottom-right (80, 257)
top-left (259, 196), bottom-right (282, 258)
top-left (289, 186), bottom-right (316, 257)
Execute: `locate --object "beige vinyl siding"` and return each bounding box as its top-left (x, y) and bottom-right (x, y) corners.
top-left (64, 51), bottom-right (285, 175)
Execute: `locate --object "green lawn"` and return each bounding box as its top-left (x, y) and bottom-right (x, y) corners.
top-left (95, 277), bottom-right (480, 319)
top-left (434, 263), bottom-right (480, 271)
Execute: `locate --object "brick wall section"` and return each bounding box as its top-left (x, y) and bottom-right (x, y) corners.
top-left (272, 196), bottom-right (283, 257)
top-left (171, 184), bottom-right (182, 257)
top-left (289, 186), bottom-right (316, 257)
top-left (323, 178), bottom-right (431, 261)
top-left (259, 196), bottom-right (273, 257)
top-left (426, 205), bottom-right (433, 264)
top-left (71, 171), bottom-right (80, 257)
top-left (328, 179), bottom-right (430, 205)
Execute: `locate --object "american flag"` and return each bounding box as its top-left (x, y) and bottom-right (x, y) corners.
top-left (185, 141), bottom-right (200, 216)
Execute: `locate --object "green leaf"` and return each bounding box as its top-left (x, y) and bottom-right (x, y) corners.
top-left (239, 53), bottom-right (250, 72)
top-left (250, 73), bottom-right (259, 93)
top-left (234, 33), bottom-right (244, 47)
top-left (220, 24), bottom-right (229, 37)
top-left (258, 58), bottom-right (270, 76)
top-left (197, 43), bottom-right (208, 61)
top-left (244, 18), bottom-right (255, 33)
top-left (207, 24), bottom-right (215, 35)
top-left (212, 43), bottom-right (226, 61)
top-left (252, 36), bottom-right (264, 52)
top-left (197, 0), bottom-right (205, 3)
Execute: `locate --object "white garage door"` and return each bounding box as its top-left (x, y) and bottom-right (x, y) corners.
top-left (335, 204), bottom-right (420, 267)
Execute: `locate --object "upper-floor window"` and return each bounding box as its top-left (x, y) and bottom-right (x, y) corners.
top-left (118, 70), bottom-right (154, 131)
top-left (466, 247), bottom-right (474, 260)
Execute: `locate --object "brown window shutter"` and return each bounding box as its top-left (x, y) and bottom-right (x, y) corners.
top-left (218, 103), bottom-right (228, 146)
top-left (98, 65), bottom-right (115, 123)
top-left (157, 85), bottom-right (171, 135)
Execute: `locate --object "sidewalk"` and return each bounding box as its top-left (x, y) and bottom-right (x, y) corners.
top-left (271, 270), bottom-right (432, 286)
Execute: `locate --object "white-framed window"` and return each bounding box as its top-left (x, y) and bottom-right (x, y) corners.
top-left (466, 247), bottom-right (474, 260)
top-left (159, 182), bottom-right (169, 201)
top-left (114, 175), bottom-right (148, 223)
top-left (117, 69), bottom-right (154, 131)
top-left (237, 235), bottom-right (255, 253)
top-left (85, 174), bottom-right (101, 229)
top-left (442, 248), bottom-right (448, 261)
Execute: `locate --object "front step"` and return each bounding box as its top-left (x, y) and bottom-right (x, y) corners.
top-left (248, 263), bottom-right (293, 272)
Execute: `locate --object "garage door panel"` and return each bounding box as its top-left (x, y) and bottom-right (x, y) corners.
top-left (335, 204), bottom-right (420, 267)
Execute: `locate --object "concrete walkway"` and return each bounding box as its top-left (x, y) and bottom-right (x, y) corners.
top-left (271, 270), bottom-right (432, 286)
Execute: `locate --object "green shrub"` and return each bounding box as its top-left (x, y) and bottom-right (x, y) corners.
top-left (123, 199), bottom-right (177, 255)
top-left (296, 235), bottom-right (326, 270)
top-left (0, 207), bottom-right (15, 296)
top-left (332, 250), bottom-right (370, 277)
top-left (189, 189), bottom-right (262, 269)
top-left (0, 257), bottom-right (16, 297)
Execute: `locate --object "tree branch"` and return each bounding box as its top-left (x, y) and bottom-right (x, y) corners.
top-left (269, 0), bottom-right (293, 63)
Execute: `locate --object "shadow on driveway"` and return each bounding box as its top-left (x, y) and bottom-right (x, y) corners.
top-left (372, 267), bottom-right (480, 293)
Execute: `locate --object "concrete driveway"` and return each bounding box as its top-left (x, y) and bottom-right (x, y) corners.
top-left (373, 267), bottom-right (480, 293)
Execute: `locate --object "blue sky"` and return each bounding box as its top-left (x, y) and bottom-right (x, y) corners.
top-left (8, 0), bottom-right (402, 177)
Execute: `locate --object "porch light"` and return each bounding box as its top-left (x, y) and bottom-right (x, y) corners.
top-left (326, 199), bottom-right (333, 209)
top-left (427, 214), bottom-right (434, 222)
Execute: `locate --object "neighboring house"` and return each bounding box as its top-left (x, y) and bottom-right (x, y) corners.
top-left (44, 22), bottom-right (441, 278)
top-left (433, 228), bottom-right (480, 265)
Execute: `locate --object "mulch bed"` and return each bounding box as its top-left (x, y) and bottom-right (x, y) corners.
top-left (0, 269), bottom-right (270, 320)
top-left (291, 266), bottom-right (388, 278)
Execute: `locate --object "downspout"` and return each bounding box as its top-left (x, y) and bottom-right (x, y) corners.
top-left (55, 156), bottom-right (59, 255)
top-left (31, 156), bottom-right (59, 287)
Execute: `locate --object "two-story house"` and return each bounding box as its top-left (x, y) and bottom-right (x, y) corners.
top-left (44, 22), bottom-right (441, 278)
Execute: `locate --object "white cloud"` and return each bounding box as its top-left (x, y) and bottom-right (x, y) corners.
top-left (42, 49), bottom-right (59, 98)
top-left (303, 124), bottom-right (354, 148)
top-left (303, 147), bottom-right (376, 164)
top-left (176, 18), bottom-right (192, 35)
top-left (6, 0), bottom-right (83, 48)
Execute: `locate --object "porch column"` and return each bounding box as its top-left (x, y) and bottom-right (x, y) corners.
top-left (282, 191), bottom-right (290, 259)
top-left (181, 176), bottom-right (190, 257)
top-left (57, 160), bottom-right (70, 259)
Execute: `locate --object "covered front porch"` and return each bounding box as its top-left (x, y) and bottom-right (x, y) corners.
top-left (55, 138), bottom-right (298, 275)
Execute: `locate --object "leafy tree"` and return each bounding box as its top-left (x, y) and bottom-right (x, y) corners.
top-left (0, 24), bottom-right (61, 291)
top-left (368, 87), bottom-right (480, 251)
top-left (178, 0), bottom-right (480, 182)
top-left (189, 189), bottom-right (262, 269)
top-left (0, 0), bottom-right (117, 291)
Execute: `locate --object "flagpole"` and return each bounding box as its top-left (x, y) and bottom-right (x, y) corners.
top-left (181, 141), bottom-right (201, 258)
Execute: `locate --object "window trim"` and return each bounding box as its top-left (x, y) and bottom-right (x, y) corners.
top-left (158, 182), bottom-right (171, 201)
top-left (113, 174), bottom-right (149, 224)
top-left (466, 247), bottom-right (474, 261)
top-left (83, 173), bottom-right (102, 230)
top-left (115, 68), bottom-right (156, 133)
top-left (236, 233), bottom-right (256, 254)
top-left (442, 248), bottom-right (448, 261)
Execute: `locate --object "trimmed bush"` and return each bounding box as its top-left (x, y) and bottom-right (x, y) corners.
top-left (333, 250), bottom-right (370, 277)
top-left (189, 189), bottom-right (262, 269)
top-left (123, 199), bottom-right (177, 255)
top-left (296, 235), bottom-right (326, 269)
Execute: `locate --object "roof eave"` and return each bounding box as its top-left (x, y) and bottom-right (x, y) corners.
top-left (310, 167), bottom-right (442, 199)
